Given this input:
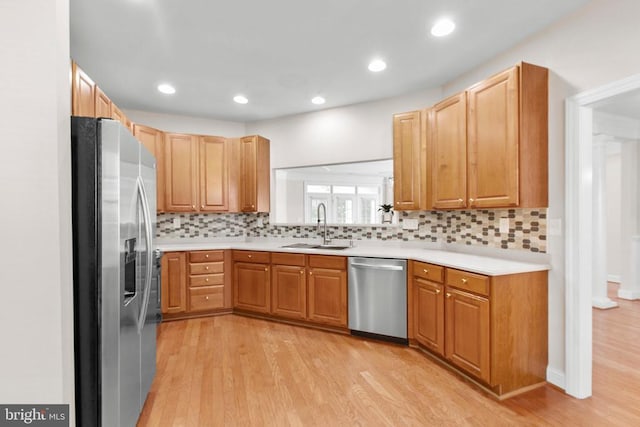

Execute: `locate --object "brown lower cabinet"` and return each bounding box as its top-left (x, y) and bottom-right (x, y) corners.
top-left (232, 251), bottom-right (348, 329)
top-left (161, 250), bottom-right (232, 319)
top-left (410, 260), bottom-right (548, 397)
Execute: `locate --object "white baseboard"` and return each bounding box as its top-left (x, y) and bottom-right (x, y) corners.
top-left (618, 289), bottom-right (640, 300)
top-left (607, 275), bottom-right (621, 283)
top-left (546, 366), bottom-right (565, 390)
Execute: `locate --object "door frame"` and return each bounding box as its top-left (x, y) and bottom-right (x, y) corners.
top-left (565, 72), bottom-right (640, 398)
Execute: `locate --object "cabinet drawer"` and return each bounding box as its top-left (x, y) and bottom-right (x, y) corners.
top-left (308, 255), bottom-right (346, 270)
top-left (189, 286), bottom-right (224, 311)
top-left (189, 250), bottom-right (224, 263)
top-left (189, 261), bottom-right (224, 275)
top-left (413, 261), bottom-right (444, 283)
top-left (446, 268), bottom-right (489, 296)
top-left (232, 250), bottom-right (271, 264)
top-left (271, 252), bottom-right (306, 266)
top-left (189, 273), bottom-right (224, 287)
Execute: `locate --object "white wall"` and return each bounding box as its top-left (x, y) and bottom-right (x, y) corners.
top-left (606, 149), bottom-right (622, 281)
top-left (0, 0), bottom-right (75, 411)
top-left (123, 109), bottom-right (246, 136)
top-left (246, 87), bottom-right (442, 169)
top-left (440, 0), bottom-right (640, 387)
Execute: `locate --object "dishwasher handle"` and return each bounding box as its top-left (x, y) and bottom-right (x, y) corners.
top-left (350, 262), bottom-right (404, 271)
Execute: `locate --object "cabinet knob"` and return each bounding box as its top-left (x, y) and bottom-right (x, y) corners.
top-left (457, 198), bottom-right (463, 203)
top-left (423, 269), bottom-right (429, 274)
top-left (205, 296), bottom-right (209, 300)
top-left (248, 254), bottom-right (252, 258)
top-left (300, 270), bottom-right (304, 274)
top-left (436, 289), bottom-right (441, 294)
top-left (205, 254), bottom-right (209, 258)
top-left (461, 278), bottom-right (468, 284)
top-left (251, 205), bottom-right (255, 208)
top-left (192, 205), bottom-right (196, 209)
top-left (446, 292), bottom-right (451, 298)
top-left (205, 266), bottom-right (209, 270)
top-left (201, 205), bottom-right (204, 209)
top-left (265, 267), bottom-right (268, 272)
top-left (205, 278), bottom-right (209, 282)
top-left (468, 198), bottom-right (474, 203)
top-left (309, 272), bottom-right (313, 276)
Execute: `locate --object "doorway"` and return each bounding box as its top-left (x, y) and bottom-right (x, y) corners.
top-left (565, 73), bottom-right (640, 398)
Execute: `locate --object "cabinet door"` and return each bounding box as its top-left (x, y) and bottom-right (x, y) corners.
top-left (200, 136), bottom-right (229, 212)
top-left (111, 103), bottom-right (127, 127)
top-left (307, 267), bottom-right (347, 327)
top-left (233, 262), bottom-right (271, 313)
top-left (467, 66), bottom-right (519, 208)
top-left (94, 87), bottom-right (112, 119)
top-left (271, 265), bottom-right (307, 320)
top-left (72, 62), bottom-right (96, 117)
top-left (429, 93), bottom-right (467, 209)
top-left (161, 252), bottom-right (187, 314)
top-left (414, 278), bottom-right (445, 355)
top-left (134, 124), bottom-right (166, 212)
top-left (239, 136), bottom-right (258, 212)
top-left (165, 133), bottom-right (198, 211)
top-left (445, 287), bottom-right (490, 383)
top-left (393, 111), bottom-right (422, 210)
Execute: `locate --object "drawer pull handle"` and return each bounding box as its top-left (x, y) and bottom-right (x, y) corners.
top-left (446, 293), bottom-right (451, 298)
top-left (423, 269), bottom-right (429, 274)
top-left (461, 278), bottom-right (468, 284)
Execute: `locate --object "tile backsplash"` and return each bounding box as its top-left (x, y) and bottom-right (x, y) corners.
top-left (157, 208), bottom-right (546, 253)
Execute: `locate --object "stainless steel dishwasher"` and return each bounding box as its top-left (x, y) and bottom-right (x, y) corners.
top-left (348, 257), bottom-right (407, 343)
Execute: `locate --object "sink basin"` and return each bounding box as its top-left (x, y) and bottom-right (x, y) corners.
top-left (280, 243), bottom-right (351, 250)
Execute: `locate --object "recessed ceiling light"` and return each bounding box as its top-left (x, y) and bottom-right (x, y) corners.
top-left (157, 83), bottom-right (176, 95)
top-left (311, 96), bottom-right (326, 105)
top-left (431, 18), bottom-right (456, 37)
top-left (233, 95), bottom-right (248, 104)
top-left (368, 59), bottom-right (387, 72)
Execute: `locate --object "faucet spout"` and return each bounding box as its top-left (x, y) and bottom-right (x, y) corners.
top-left (317, 202), bottom-right (329, 245)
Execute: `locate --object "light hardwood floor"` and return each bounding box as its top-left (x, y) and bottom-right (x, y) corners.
top-left (138, 284), bottom-right (640, 426)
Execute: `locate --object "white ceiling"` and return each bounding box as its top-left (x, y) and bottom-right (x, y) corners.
top-left (70, 0), bottom-right (590, 122)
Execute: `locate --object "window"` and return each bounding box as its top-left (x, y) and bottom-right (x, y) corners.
top-left (304, 183), bottom-right (383, 224)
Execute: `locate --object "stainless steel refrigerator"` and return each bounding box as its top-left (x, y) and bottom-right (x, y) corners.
top-left (71, 117), bottom-right (160, 427)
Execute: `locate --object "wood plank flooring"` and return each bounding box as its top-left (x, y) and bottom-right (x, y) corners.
top-left (138, 284), bottom-right (640, 426)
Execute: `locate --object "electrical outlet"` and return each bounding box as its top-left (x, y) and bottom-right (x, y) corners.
top-left (499, 217), bottom-right (509, 234)
top-left (402, 218), bottom-right (419, 231)
top-left (172, 217), bottom-right (180, 228)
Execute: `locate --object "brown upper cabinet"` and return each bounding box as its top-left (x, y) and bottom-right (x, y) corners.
top-left (200, 136), bottom-right (230, 212)
top-left (428, 92), bottom-right (468, 209)
top-left (71, 62), bottom-right (96, 118)
top-left (425, 62), bottom-right (548, 209)
top-left (393, 110), bottom-right (424, 210)
top-left (238, 135), bottom-right (270, 212)
top-left (94, 87), bottom-right (112, 119)
top-left (164, 133), bottom-right (199, 212)
top-left (133, 124), bottom-right (166, 212)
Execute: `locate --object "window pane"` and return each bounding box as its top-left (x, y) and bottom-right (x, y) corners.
top-left (307, 185), bottom-right (331, 193)
top-left (335, 198), bottom-right (354, 224)
top-left (333, 185), bottom-right (355, 194)
top-left (358, 186), bottom-right (378, 195)
top-left (359, 198), bottom-right (377, 224)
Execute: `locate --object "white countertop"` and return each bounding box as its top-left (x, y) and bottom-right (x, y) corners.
top-left (155, 238), bottom-right (550, 276)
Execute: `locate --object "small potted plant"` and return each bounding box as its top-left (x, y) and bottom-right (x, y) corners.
top-left (378, 204), bottom-right (394, 223)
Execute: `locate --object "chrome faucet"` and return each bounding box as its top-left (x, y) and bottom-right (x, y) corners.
top-left (317, 202), bottom-right (330, 245)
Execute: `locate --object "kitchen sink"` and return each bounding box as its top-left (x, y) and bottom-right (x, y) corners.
top-left (280, 243), bottom-right (350, 250)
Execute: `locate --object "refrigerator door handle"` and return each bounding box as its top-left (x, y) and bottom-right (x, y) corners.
top-left (137, 176), bottom-right (154, 334)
